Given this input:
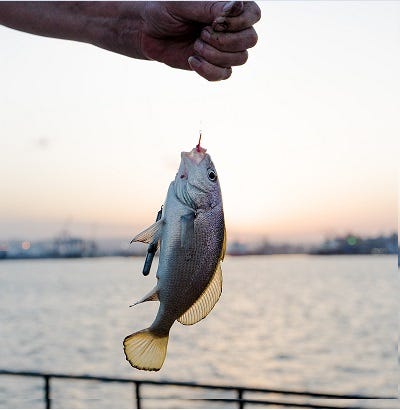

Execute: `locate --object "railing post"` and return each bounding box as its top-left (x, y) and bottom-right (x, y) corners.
top-left (44, 375), bottom-right (51, 409)
top-left (237, 388), bottom-right (244, 409)
top-left (134, 382), bottom-right (141, 409)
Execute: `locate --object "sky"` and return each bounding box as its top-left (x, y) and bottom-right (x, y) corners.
top-left (0, 1), bottom-right (399, 244)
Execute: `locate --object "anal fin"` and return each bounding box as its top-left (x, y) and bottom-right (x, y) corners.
top-left (130, 286), bottom-right (159, 307)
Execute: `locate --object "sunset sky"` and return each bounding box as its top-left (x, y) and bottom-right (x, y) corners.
top-left (1, 1), bottom-right (398, 244)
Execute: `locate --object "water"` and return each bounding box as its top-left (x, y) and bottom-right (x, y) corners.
top-left (0, 255), bottom-right (398, 408)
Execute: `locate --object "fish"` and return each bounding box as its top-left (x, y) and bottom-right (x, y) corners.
top-left (124, 138), bottom-right (225, 371)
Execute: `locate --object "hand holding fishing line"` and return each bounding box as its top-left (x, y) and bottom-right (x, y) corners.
top-left (140, 1), bottom-right (261, 81)
top-left (0, 1), bottom-right (260, 81)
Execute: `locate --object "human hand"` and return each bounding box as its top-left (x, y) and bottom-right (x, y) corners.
top-left (138, 1), bottom-right (261, 81)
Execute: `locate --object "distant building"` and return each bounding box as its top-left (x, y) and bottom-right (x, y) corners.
top-left (311, 233), bottom-right (398, 255)
top-left (2, 232), bottom-right (98, 259)
top-left (52, 235), bottom-right (97, 258)
top-left (228, 241), bottom-right (249, 256)
top-left (0, 243), bottom-right (7, 259)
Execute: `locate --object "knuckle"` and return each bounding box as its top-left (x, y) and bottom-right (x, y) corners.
top-left (230, 51), bottom-right (248, 67)
top-left (202, 45), bottom-right (245, 68)
top-left (198, 62), bottom-right (220, 81)
top-left (204, 64), bottom-right (231, 81)
top-left (250, 3), bottom-right (262, 22)
top-left (210, 32), bottom-right (226, 49)
top-left (204, 70), bottom-right (222, 81)
top-left (239, 50), bottom-right (249, 65)
top-left (203, 45), bottom-right (225, 65)
top-left (247, 29), bottom-right (258, 48)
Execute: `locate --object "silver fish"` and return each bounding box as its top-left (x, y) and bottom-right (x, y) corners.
top-left (124, 140), bottom-right (225, 371)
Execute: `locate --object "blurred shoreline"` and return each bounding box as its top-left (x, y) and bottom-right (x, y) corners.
top-left (0, 232), bottom-right (397, 260)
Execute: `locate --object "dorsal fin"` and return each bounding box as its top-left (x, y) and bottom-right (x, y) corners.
top-left (178, 262), bottom-right (222, 326)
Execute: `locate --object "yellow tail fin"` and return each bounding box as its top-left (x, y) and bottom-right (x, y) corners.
top-left (123, 329), bottom-right (169, 371)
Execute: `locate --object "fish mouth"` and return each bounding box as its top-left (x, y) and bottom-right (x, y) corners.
top-left (177, 146), bottom-right (207, 181)
top-left (181, 146), bottom-right (207, 165)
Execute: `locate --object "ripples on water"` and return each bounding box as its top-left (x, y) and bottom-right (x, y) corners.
top-left (0, 255), bottom-right (398, 408)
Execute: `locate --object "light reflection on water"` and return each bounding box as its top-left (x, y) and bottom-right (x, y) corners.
top-left (0, 255), bottom-right (398, 408)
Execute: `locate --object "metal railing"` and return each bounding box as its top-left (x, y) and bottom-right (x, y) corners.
top-left (0, 369), bottom-right (396, 409)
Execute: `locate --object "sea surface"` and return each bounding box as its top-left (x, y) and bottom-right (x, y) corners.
top-left (0, 255), bottom-right (398, 408)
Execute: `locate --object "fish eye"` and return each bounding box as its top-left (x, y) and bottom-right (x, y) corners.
top-left (207, 169), bottom-right (217, 182)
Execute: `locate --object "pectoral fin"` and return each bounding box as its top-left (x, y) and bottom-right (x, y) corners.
top-left (180, 213), bottom-right (195, 249)
top-left (131, 219), bottom-right (164, 245)
top-left (178, 262), bottom-right (223, 325)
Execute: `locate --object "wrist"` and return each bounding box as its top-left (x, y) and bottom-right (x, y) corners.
top-left (82, 2), bottom-right (148, 61)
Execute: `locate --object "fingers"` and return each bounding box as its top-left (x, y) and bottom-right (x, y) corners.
top-left (201, 26), bottom-right (258, 53)
top-left (213, 2), bottom-right (261, 32)
top-left (194, 39), bottom-right (248, 68)
top-left (187, 1), bottom-right (261, 81)
top-left (166, 1), bottom-right (242, 24)
top-left (188, 56), bottom-right (232, 81)
top-left (168, 1), bottom-right (260, 30)
top-left (188, 28), bottom-right (252, 80)
top-left (188, 25), bottom-right (256, 80)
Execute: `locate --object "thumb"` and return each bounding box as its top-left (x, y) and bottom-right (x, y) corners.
top-left (222, 2), bottom-right (244, 17)
top-left (170, 1), bottom-right (244, 24)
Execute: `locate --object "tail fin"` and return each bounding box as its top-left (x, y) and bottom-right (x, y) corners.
top-left (123, 328), bottom-right (169, 371)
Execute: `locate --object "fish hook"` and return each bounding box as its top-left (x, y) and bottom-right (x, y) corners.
top-left (196, 131), bottom-right (202, 152)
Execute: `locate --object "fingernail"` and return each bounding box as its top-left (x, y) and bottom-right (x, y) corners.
top-left (223, 1), bottom-right (243, 16)
top-left (223, 1), bottom-right (234, 13)
top-left (223, 67), bottom-right (233, 80)
top-left (201, 29), bottom-right (211, 41)
top-left (188, 56), bottom-right (201, 69)
top-left (194, 40), bottom-right (204, 53)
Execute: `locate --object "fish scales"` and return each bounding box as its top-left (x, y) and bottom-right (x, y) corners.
top-left (155, 190), bottom-right (224, 326)
top-left (124, 142), bottom-right (225, 371)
